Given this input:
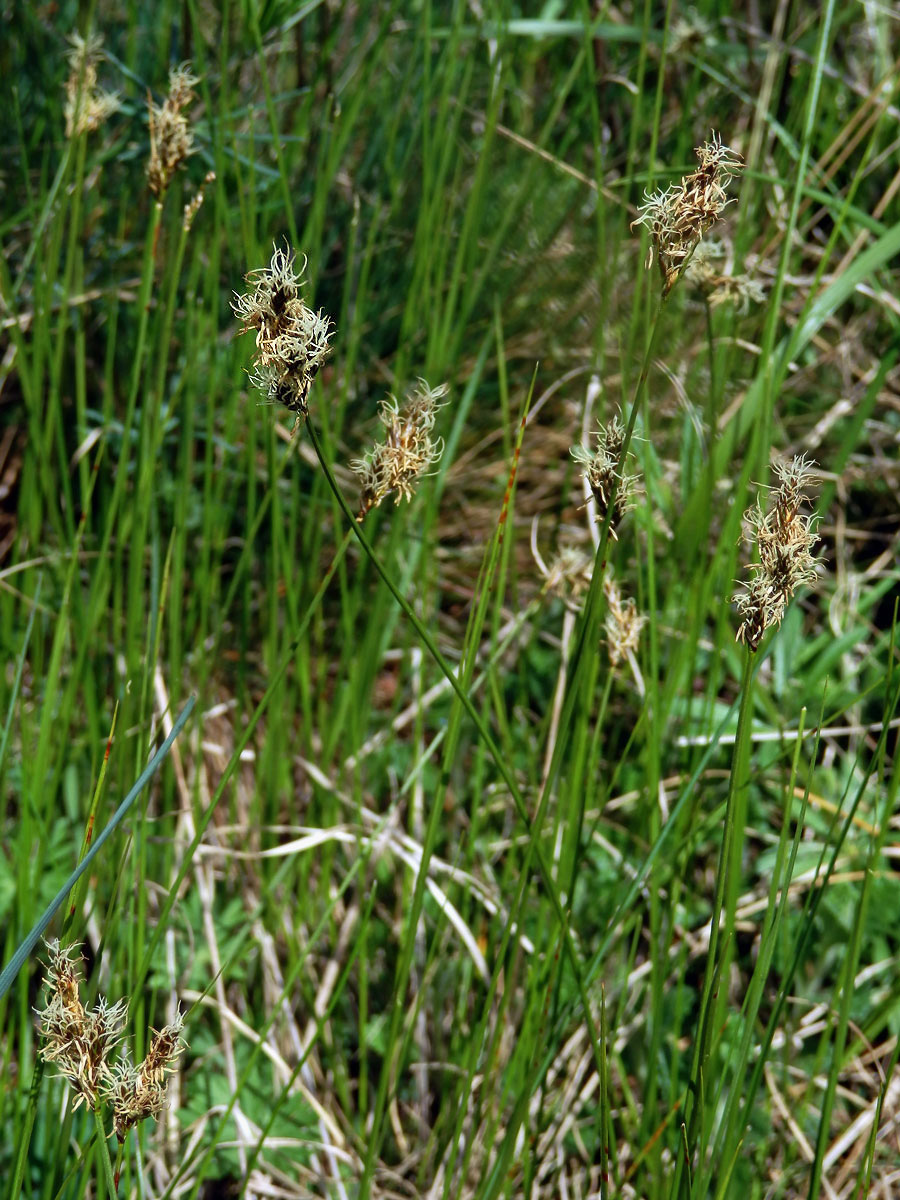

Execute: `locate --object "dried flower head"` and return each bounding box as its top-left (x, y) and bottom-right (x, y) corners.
top-left (105, 1014), bottom-right (186, 1142)
top-left (183, 170), bottom-right (216, 232)
top-left (36, 941), bottom-right (186, 1143)
top-left (734, 455), bottom-right (819, 651)
top-left (571, 414), bottom-right (638, 538)
top-left (686, 242), bottom-right (765, 312)
top-left (545, 544), bottom-right (594, 603)
top-left (147, 64), bottom-right (198, 197)
top-left (632, 132), bottom-right (743, 296)
top-left (233, 244), bottom-right (334, 420)
top-left (352, 380), bottom-right (448, 518)
top-left (667, 9), bottom-right (713, 55)
top-left (688, 262), bottom-right (765, 311)
top-left (37, 940), bottom-right (127, 1110)
top-left (603, 575), bottom-right (645, 669)
top-left (64, 32), bottom-right (120, 138)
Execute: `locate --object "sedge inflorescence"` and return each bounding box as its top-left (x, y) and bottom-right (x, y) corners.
top-left (603, 574), bottom-right (646, 669)
top-left (352, 380), bottom-right (449, 519)
top-left (233, 244), bottom-right (334, 420)
top-left (103, 1018), bottom-right (186, 1143)
top-left (632, 132), bottom-right (743, 296)
top-left (147, 64), bottom-right (199, 198)
top-left (686, 242), bottom-right (765, 312)
top-left (37, 940), bottom-right (185, 1144)
top-left (734, 455), bottom-right (819, 651)
top-left (570, 414), bottom-right (639, 539)
top-left (64, 32), bottom-right (120, 138)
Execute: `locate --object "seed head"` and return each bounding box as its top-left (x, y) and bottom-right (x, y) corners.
top-left (37, 941), bottom-right (127, 1111)
top-left (686, 243), bottom-right (765, 312)
top-left (147, 64), bottom-right (198, 198)
top-left (632, 132), bottom-right (743, 296)
top-left (64, 33), bottom-right (120, 138)
top-left (36, 941), bottom-right (187, 1143)
top-left (105, 1013), bottom-right (186, 1143)
top-left (233, 244), bottom-right (334, 420)
top-left (352, 380), bottom-right (449, 518)
top-left (734, 455), bottom-right (819, 651)
top-left (545, 544), bottom-right (594, 603)
top-left (603, 575), bottom-right (645, 669)
top-left (571, 414), bottom-right (638, 538)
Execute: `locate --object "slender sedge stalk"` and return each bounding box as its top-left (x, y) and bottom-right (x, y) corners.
top-left (305, 416), bottom-right (605, 1196)
top-left (92, 1106), bottom-right (116, 1197)
top-left (679, 649), bottom-right (755, 1188)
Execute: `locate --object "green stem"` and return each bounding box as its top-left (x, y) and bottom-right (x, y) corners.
top-left (305, 417), bottom-right (604, 1189)
top-left (92, 1107), bottom-right (117, 1197)
top-left (132, 526), bottom-right (354, 999)
top-left (680, 647), bottom-right (755, 1186)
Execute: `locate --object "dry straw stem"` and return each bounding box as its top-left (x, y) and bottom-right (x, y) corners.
top-left (64, 32), bottom-right (120, 138)
top-left (734, 455), bottom-right (820, 651)
top-left (570, 413), bottom-right (639, 538)
top-left (36, 940), bottom-right (185, 1142)
top-left (352, 380), bottom-right (449, 518)
top-left (232, 244), bottom-right (334, 419)
top-left (632, 131), bottom-right (743, 296)
top-left (147, 63), bottom-right (199, 198)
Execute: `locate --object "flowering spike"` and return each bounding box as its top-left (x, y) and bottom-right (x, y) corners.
top-left (233, 244), bottom-right (334, 420)
top-left (632, 132), bottom-right (743, 295)
top-left (64, 32), bottom-right (120, 138)
top-left (37, 941), bottom-right (127, 1111)
top-left (106, 1013), bottom-right (186, 1143)
top-left (603, 575), bottom-right (645, 669)
top-left (36, 941), bottom-right (186, 1144)
top-left (734, 455), bottom-right (819, 651)
top-left (147, 64), bottom-right (198, 198)
top-left (351, 380), bottom-right (449, 517)
top-left (570, 414), bottom-right (638, 538)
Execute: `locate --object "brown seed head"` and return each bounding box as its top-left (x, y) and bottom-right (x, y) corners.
top-left (106, 1011), bottom-right (185, 1142)
top-left (233, 244), bottom-right (334, 419)
top-left (352, 380), bottom-right (449, 518)
top-left (734, 455), bottom-right (819, 651)
top-left (147, 64), bottom-right (198, 198)
top-left (64, 32), bottom-right (120, 138)
top-left (632, 132), bottom-right (743, 296)
top-left (37, 942), bottom-right (127, 1110)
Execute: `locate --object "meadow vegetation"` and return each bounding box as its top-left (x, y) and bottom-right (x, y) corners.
top-left (1, 2), bottom-right (899, 1198)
